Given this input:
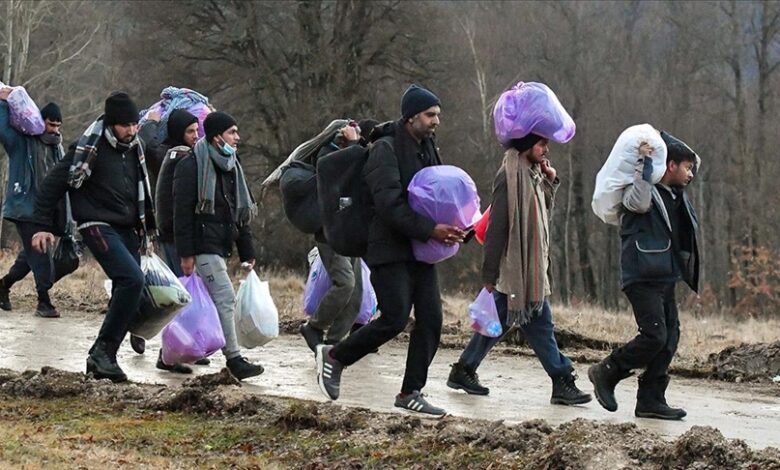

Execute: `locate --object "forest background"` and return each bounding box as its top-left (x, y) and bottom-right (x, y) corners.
top-left (2, 0), bottom-right (779, 317)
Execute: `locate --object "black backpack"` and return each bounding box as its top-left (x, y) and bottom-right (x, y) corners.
top-left (279, 160), bottom-right (322, 234)
top-left (316, 145), bottom-right (373, 257)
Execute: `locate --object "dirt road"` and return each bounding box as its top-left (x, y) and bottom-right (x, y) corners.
top-left (1, 313), bottom-right (777, 449)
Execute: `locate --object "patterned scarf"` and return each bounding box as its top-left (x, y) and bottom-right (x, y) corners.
top-left (192, 138), bottom-right (256, 226)
top-left (499, 149), bottom-right (547, 325)
top-left (67, 116), bottom-right (155, 236)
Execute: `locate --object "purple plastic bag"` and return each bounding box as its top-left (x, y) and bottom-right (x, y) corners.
top-left (407, 165), bottom-right (481, 264)
top-left (303, 253), bottom-right (377, 325)
top-left (139, 86), bottom-right (212, 141)
top-left (493, 82), bottom-right (575, 146)
top-left (469, 288), bottom-right (502, 338)
top-left (161, 274), bottom-right (225, 365)
top-left (6, 86), bottom-right (45, 136)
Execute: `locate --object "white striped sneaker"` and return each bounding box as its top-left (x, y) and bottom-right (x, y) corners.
top-left (394, 391), bottom-right (447, 418)
top-left (316, 344), bottom-right (343, 400)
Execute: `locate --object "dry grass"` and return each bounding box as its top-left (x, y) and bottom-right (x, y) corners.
top-left (2, 249), bottom-right (778, 364)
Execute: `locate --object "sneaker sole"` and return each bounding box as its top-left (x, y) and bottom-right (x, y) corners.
top-left (315, 346), bottom-right (337, 400)
top-left (446, 380), bottom-right (489, 396)
top-left (551, 394), bottom-right (593, 406)
top-left (393, 405), bottom-right (447, 419)
top-left (588, 367), bottom-right (618, 412)
top-left (635, 411), bottom-right (686, 420)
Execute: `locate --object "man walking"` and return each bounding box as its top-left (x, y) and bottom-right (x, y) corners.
top-left (445, 133), bottom-right (591, 406)
top-left (32, 92), bottom-right (156, 382)
top-left (589, 134), bottom-right (700, 420)
top-left (299, 120), bottom-right (365, 351)
top-left (0, 86), bottom-right (66, 318)
top-left (173, 111), bottom-right (264, 381)
top-left (315, 85), bottom-right (464, 417)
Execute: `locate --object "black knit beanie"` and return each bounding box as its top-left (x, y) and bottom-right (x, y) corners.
top-left (39, 102), bottom-right (62, 122)
top-left (401, 84), bottom-right (441, 120)
top-left (508, 133), bottom-right (543, 154)
top-left (104, 92), bottom-right (139, 126)
top-left (204, 111), bottom-right (237, 142)
top-left (166, 109), bottom-right (198, 146)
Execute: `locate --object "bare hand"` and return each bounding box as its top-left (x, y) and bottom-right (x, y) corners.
top-left (180, 256), bottom-right (196, 276)
top-left (0, 87), bottom-right (11, 101)
top-left (32, 232), bottom-right (56, 253)
top-left (147, 110), bottom-right (162, 122)
top-left (638, 141), bottom-right (654, 159)
top-left (484, 283), bottom-right (495, 293)
top-left (540, 159), bottom-right (557, 181)
top-left (241, 259), bottom-right (256, 271)
top-left (341, 125), bottom-right (359, 142)
top-left (431, 224), bottom-right (466, 246)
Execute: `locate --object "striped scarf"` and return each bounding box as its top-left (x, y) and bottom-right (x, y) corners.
top-left (68, 116), bottom-right (155, 237)
top-left (499, 149), bottom-right (547, 325)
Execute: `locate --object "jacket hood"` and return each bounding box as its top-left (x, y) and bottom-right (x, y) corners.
top-left (368, 120), bottom-right (398, 143)
top-left (164, 109), bottom-right (198, 147)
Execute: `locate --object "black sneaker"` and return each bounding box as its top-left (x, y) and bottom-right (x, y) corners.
top-left (446, 362), bottom-right (489, 395)
top-left (226, 356), bottom-right (264, 380)
top-left (0, 285), bottom-right (11, 311)
top-left (316, 344), bottom-right (343, 400)
top-left (86, 341), bottom-right (127, 383)
top-left (194, 358), bottom-right (210, 366)
top-left (551, 372), bottom-right (592, 405)
top-left (156, 351), bottom-right (193, 374)
top-left (394, 391), bottom-right (447, 418)
top-left (300, 322), bottom-right (324, 353)
top-left (35, 301), bottom-right (60, 318)
top-left (130, 335), bottom-right (146, 355)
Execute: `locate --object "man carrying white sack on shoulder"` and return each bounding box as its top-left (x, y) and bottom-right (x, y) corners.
top-left (446, 82), bottom-right (592, 407)
top-left (589, 130), bottom-right (700, 420)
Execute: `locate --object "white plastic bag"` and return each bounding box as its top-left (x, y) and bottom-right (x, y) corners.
top-left (235, 270), bottom-right (279, 348)
top-left (592, 124), bottom-right (668, 226)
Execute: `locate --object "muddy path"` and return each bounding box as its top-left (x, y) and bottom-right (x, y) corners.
top-left (0, 312), bottom-right (778, 451)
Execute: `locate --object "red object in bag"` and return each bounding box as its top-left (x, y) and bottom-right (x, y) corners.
top-left (474, 205), bottom-right (491, 245)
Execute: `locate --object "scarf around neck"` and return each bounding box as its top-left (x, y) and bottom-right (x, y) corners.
top-left (67, 116), bottom-right (155, 236)
top-left (192, 138), bottom-right (256, 226)
top-left (500, 148), bottom-right (548, 325)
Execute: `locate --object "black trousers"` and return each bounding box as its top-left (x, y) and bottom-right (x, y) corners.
top-left (1, 221), bottom-right (54, 304)
top-left (610, 282), bottom-right (679, 382)
top-left (332, 261), bottom-right (442, 394)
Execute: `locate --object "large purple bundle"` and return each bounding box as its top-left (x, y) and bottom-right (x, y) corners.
top-left (408, 165), bottom-right (481, 264)
top-left (493, 82), bottom-right (575, 146)
top-left (303, 253), bottom-right (377, 325)
top-left (161, 274), bottom-right (225, 365)
top-left (5, 86), bottom-right (45, 135)
top-left (139, 86), bottom-right (212, 141)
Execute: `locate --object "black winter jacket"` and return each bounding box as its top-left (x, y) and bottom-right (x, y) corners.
top-left (172, 154), bottom-right (255, 261)
top-left (620, 158), bottom-right (699, 291)
top-left (34, 136), bottom-right (156, 232)
top-left (361, 120), bottom-right (440, 266)
top-left (155, 146), bottom-right (190, 242)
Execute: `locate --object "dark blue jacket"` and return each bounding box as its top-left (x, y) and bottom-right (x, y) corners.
top-left (619, 158), bottom-right (700, 292)
top-left (0, 101), bottom-right (62, 223)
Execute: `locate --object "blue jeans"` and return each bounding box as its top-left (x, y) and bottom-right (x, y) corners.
top-left (159, 241), bottom-right (183, 278)
top-left (80, 225), bottom-right (144, 351)
top-left (459, 291), bottom-right (572, 378)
